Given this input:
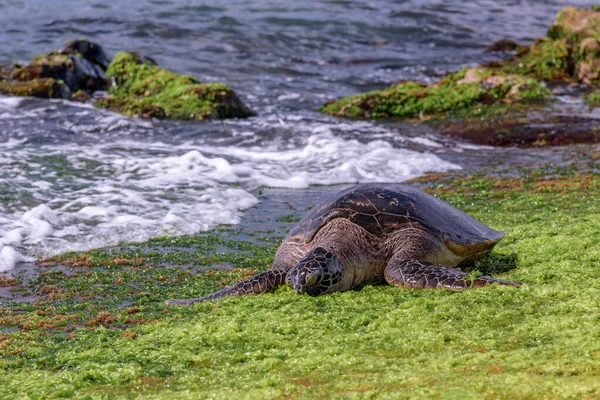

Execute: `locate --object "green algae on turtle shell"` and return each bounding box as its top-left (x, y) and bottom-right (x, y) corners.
top-left (0, 165), bottom-right (599, 398)
top-left (96, 52), bottom-right (256, 120)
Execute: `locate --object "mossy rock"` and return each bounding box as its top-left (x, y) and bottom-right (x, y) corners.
top-left (486, 38), bottom-right (519, 52)
top-left (0, 63), bottom-right (16, 80)
top-left (96, 52), bottom-right (255, 120)
top-left (320, 6), bottom-right (600, 147)
top-left (319, 68), bottom-right (550, 120)
top-left (0, 39), bottom-right (108, 100)
top-left (0, 78), bottom-right (70, 98)
top-left (501, 37), bottom-right (571, 82)
top-left (547, 6), bottom-right (600, 41)
top-left (71, 89), bottom-right (90, 102)
top-left (585, 90), bottom-right (600, 107)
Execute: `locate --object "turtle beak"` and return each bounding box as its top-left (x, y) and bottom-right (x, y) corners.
top-left (289, 270), bottom-right (306, 294)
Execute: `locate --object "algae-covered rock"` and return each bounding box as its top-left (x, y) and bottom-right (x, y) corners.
top-left (71, 89), bottom-right (90, 102)
top-left (585, 90), bottom-right (600, 107)
top-left (486, 39), bottom-right (519, 52)
top-left (501, 37), bottom-right (571, 82)
top-left (0, 39), bottom-right (108, 100)
top-left (96, 52), bottom-right (255, 120)
top-left (547, 6), bottom-right (600, 41)
top-left (1, 40), bottom-right (255, 121)
top-left (320, 6), bottom-right (600, 146)
top-left (0, 78), bottom-right (70, 98)
top-left (320, 68), bottom-right (550, 120)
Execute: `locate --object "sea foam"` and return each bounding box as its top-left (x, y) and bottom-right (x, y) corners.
top-left (0, 103), bottom-right (461, 270)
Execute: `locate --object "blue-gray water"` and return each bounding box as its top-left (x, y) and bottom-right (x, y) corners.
top-left (0, 1), bottom-right (596, 270)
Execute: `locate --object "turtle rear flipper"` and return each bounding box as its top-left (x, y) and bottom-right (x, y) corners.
top-left (384, 258), bottom-right (522, 290)
top-left (165, 269), bottom-right (287, 306)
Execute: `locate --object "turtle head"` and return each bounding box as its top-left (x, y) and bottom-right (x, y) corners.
top-left (286, 247), bottom-right (343, 296)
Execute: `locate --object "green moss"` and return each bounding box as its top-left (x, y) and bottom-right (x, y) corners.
top-left (585, 91), bottom-right (600, 107)
top-left (0, 164), bottom-right (598, 398)
top-left (71, 89), bottom-right (90, 102)
top-left (30, 53), bottom-right (72, 68)
top-left (548, 7), bottom-right (600, 42)
top-left (502, 38), bottom-right (571, 81)
top-left (319, 69), bottom-right (550, 120)
top-left (96, 52), bottom-right (255, 120)
top-left (0, 78), bottom-right (63, 98)
top-left (546, 24), bottom-right (565, 41)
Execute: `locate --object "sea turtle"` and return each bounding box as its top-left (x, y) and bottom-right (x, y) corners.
top-left (166, 183), bottom-right (521, 305)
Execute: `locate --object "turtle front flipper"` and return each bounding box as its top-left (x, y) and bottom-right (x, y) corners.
top-left (384, 258), bottom-right (522, 290)
top-left (165, 269), bottom-right (287, 306)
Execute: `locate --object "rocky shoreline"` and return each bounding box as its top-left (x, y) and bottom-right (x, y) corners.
top-left (0, 39), bottom-right (255, 121)
top-left (1, 7), bottom-right (599, 144)
top-left (320, 7), bottom-right (600, 147)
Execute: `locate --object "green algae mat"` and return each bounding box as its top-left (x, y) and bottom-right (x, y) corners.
top-left (0, 164), bottom-right (599, 399)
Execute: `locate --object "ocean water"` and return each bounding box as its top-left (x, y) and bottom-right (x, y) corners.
top-left (0, 0), bottom-right (595, 270)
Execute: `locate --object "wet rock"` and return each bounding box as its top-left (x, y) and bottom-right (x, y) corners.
top-left (320, 68), bottom-right (549, 120)
top-left (71, 89), bottom-right (90, 102)
top-left (577, 38), bottom-right (600, 85)
top-left (58, 39), bottom-right (111, 70)
top-left (320, 6), bottom-right (600, 147)
top-left (585, 91), bottom-right (600, 107)
top-left (441, 115), bottom-right (600, 147)
top-left (502, 37), bottom-right (571, 82)
top-left (0, 39), bottom-right (254, 121)
top-left (95, 52), bottom-right (255, 120)
top-left (0, 39), bottom-right (108, 100)
top-left (0, 78), bottom-right (70, 99)
top-left (580, 37), bottom-right (600, 54)
top-left (547, 7), bottom-right (600, 40)
top-left (486, 39), bottom-right (519, 52)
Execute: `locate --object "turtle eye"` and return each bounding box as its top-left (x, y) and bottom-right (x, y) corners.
top-left (305, 270), bottom-right (322, 286)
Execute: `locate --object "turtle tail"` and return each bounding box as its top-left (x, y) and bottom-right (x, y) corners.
top-left (165, 269), bottom-right (287, 306)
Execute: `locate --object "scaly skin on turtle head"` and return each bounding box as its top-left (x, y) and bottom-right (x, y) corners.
top-left (286, 247), bottom-right (344, 296)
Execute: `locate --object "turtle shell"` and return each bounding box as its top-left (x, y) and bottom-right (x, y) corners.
top-left (286, 183), bottom-right (503, 252)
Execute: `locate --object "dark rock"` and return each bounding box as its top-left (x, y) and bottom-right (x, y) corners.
top-left (0, 39), bottom-right (109, 100)
top-left (71, 90), bottom-right (90, 102)
top-left (58, 39), bottom-right (111, 70)
top-left (486, 39), bottom-right (519, 52)
top-left (441, 115), bottom-right (600, 147)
